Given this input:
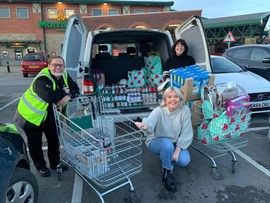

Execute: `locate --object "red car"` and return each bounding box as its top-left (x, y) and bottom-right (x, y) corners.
top-left (21, 52), bottom-right (49, 77)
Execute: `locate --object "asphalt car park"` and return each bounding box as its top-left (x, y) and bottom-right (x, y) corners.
top-left (1, 67), bottom-right (270, 203)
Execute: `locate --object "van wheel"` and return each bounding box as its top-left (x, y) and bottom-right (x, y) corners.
top-left (23, 73), bottom-right (28, 77)
top-left (6, 168), bottom-right (39, 203)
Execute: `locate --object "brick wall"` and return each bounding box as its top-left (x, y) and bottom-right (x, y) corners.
top-left (0, 1), bottom-right (202, 61)
top-left (83, 11), bottom-right (202, 30)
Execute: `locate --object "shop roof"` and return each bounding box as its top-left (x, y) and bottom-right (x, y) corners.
top-left (203, 12), bottom-right (270, 28)
top-left (0, 40), bottom-right (41, 44)
top-left (1, 0), bottom-right (174, 6)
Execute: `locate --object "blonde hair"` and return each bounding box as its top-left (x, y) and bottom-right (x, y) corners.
top-left (160, 86), bottom-right (185, 108)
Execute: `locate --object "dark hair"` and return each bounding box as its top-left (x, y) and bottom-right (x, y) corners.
top-left (171, 39), bottom-right (189, 56)
top-left (48, 55), bottom-right (65, 65)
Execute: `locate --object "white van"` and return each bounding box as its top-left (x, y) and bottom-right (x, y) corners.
top-left (61, 14), bottom-right (210, 118)
top-left (62, 14), bottom-right (270, 115)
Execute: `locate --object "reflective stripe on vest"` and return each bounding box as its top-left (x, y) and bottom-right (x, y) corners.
top-left (18, 68), bottom-right (69, 126)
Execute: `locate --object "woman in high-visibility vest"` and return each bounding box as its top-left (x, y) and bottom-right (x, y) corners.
top-left (15, 55), bottom-right (79, 177)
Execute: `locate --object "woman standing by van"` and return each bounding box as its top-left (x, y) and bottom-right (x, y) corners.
top-left (163, 39), bottom-right (195, 79)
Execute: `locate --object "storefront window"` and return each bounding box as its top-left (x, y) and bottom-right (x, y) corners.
top-left (17, 7), bottom-right (29, 18)
top-left (134, 9), bottom-right (144, 14)
top-left (109, 9), bottom-right (118, 15)
top-left (0, 7), bottom-right (11, 18)
top-left (93, 9), bottom-right (102, 16)
top-left (47, 8), bottom-right (58, 19)
top-left (64, 9), bottom-right (75, 19)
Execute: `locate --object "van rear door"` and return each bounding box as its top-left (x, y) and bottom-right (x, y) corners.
top-left (62, 14), bottom-right (87, 80)
top-left (174, 16), bottom-right (211, 72)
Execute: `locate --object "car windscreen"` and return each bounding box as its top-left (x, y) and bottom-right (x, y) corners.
top-left (23, 54), bottom-right (45, 61)
top-left (211, 57), bottom-right (244, 73)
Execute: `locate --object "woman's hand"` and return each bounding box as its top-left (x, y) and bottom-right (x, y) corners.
top-left (172, 146), bottom-right (181, 162)
top-left (135, 122), bottom-right (147, 131)
top-left (57, 95), bottom-right (71, 106)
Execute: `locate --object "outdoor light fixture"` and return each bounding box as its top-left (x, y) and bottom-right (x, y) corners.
top-left (135, 25), bottom-right (146, 29)
top-left (169, 24), bottom-right (180, 27)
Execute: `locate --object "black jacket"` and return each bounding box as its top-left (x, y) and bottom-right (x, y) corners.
top-left (15, 72), bottom-right (80, 127)
top-left (164, 54), bottom-right (195, 71)
top-left (33, 73), bottom-right (79, 104)
top-left (33, 73), bottom-right (80, 125)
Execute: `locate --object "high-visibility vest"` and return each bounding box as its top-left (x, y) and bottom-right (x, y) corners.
top-left (0, 123), bottom-right (19, 134)
top-left (17, 68), bottom-right (69, 126)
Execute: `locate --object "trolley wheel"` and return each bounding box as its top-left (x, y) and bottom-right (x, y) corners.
top-left (211, 168), bottom-right (222, 180)
top-left (124, 190), bottom-right (140, 203)
top-left (231, 161), bottom-right (236, 173)
top-left (57, 171), bottom-right (62, 181)
top-left (56, 163), bottom-right (63, 181)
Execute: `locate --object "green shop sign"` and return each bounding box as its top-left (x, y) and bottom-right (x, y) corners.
top-left (38, 20), bottom-right (67, 30)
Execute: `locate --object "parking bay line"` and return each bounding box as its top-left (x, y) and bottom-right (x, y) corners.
top-left (234, 149), bottom-right (270, 178)
top-left (0, 97), bottom-right (20, 111)
top-left (71, 174), bottom-right (83, 203)
top-left (40, 146), bottom-right (84, 203)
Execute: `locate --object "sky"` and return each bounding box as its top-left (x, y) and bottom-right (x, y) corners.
top-left (171, 0), bottom-right (270, 18)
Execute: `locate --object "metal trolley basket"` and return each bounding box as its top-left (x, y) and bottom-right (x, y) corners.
top-left (53, 95), bottom-right (143, 203)
top-left (190, 102), bottom-right (251, 180)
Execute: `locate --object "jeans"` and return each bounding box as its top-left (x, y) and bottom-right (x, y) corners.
top-left (148, 137), bottom-right (190, 171)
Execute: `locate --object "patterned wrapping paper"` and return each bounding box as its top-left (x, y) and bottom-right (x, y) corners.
top-left (197, 111), bottom-right (251, 145)
top-left (144, 56), bottom-right (162, 74)
top-left (127, 68), bottom-right (146, 87)
top-left (127, 55), bottom-right (164, 87)
top-left (149, 73), bottom-right (164, 86)
top-left (144, 56), bottom-right (163, 86)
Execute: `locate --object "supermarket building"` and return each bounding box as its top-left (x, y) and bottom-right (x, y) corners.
top-left (0, 0), bottom-right (269, 65)
top-left (0, 0), bottom-right (203, 65)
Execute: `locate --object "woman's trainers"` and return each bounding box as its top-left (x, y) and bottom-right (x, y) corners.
top-left (38, 166), bottom-right (51, 177)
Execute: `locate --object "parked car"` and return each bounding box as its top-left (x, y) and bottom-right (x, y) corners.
top-left (21, 52), bottom-right (49, 77)
top-left (0, 123), bottom-right (38, 203)
top-left (222, 44), bottom-right (270, 81)
top-left (211, 55), bottom-right (270, 112)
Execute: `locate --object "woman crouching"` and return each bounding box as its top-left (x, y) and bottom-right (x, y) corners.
top-left (135, 86), bottom-right (193, 192)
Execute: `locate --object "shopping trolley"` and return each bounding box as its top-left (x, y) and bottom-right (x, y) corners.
top-left (53, 95), bottom-right (143, 203)
top-left (190, 101), bottom-right (251, 180)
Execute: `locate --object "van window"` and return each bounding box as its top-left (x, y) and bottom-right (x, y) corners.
top-left (93, 43), bottom-right (136, 57)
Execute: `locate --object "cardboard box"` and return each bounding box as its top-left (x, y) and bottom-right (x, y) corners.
top-left (179, 74), bottom-right (215, 102)
top-left (190, 100), bottom-right (203, 126)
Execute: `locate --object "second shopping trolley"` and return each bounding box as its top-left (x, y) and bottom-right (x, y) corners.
top-left (54, 95), bottom-right (143, 203)
top-left (190, 99), bottom-right (251, 180)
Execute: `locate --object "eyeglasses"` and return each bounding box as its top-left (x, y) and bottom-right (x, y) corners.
top-left (50, 63), bottom-right (65, 68)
